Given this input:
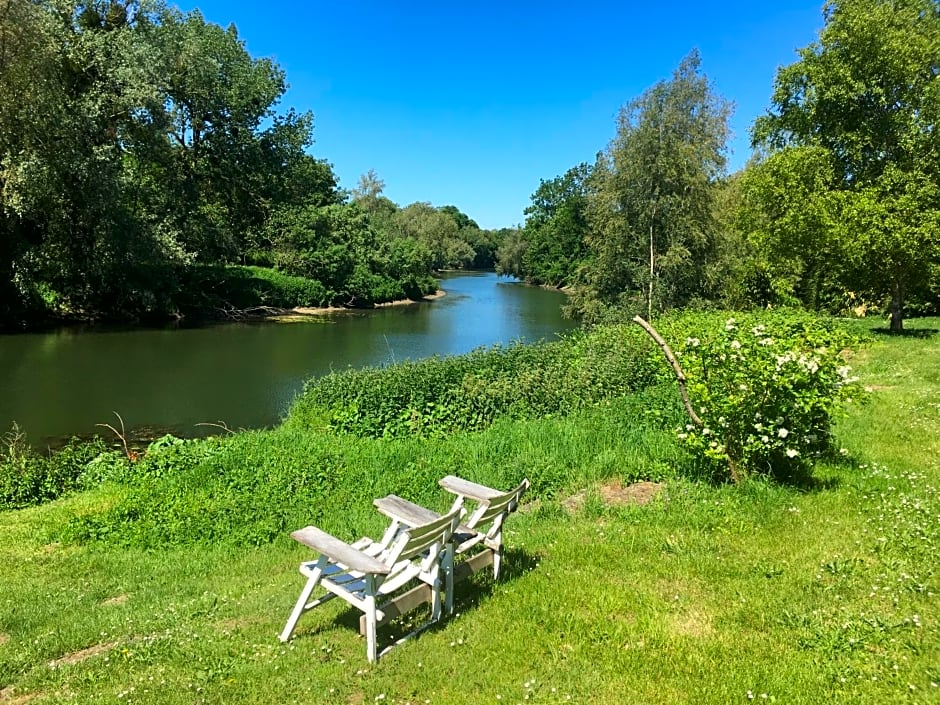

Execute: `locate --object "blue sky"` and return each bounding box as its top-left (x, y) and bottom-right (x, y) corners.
top-left (177, 1), bottom-right (825, 229)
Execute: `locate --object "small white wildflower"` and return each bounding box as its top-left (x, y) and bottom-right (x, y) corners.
top-left (778, 428), bottom-right (789, 439)
top-left (761, 435), bottom-right (769, 444)
top-left (725, 318), bottom-right (737, 330)
top-left (759, 337), bottom-right (774, 346)
top-left (702, 428), bottom-right (711, 436)
top-left (786, 448), bottom-right (799, 458)
top-left (730, 340), bottom-right (741, 350)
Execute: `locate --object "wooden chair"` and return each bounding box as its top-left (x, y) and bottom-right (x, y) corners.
top-left (279, 505), bottom-right (463, 662)
top-left (373, 476), bottom-right (530, 614)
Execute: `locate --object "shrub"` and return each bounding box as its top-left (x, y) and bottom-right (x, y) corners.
top-left (657, 311), bottom-right (863, 482)
top-left (178, 265), bottom-right (331, 313)
top-left (286, 324), bottom-right (662, 438)
top-left (0, 427), bottom-right (111, 509)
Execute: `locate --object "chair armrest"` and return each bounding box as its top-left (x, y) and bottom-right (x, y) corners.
top-left (439, 475), bottom-right (503, 502)
top-left (374, 495), bottom-right (442, 527)
top-left (290, 526), bottom-right (390, 575)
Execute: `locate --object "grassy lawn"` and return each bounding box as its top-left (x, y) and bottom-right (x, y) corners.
top-left (1, 318), bottom-right (938, 704)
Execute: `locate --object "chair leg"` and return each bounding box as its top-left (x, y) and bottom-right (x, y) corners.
top-left (493, 545), bottom-right (503, 581)
top-left (443, 544), bottom-right (455, 615)
top-left (429, 557), bottom-right (443, 622)
top-left (364, 576), bottom-right (378, 662)
top-left (280, 566), bottom-right (323, 642)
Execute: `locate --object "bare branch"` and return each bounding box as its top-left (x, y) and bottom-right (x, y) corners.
top-left (631, 315), bottom-right (703, 427)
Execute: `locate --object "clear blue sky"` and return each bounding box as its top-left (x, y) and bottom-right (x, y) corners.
top-left (176, 1), bottom-right (825, 229)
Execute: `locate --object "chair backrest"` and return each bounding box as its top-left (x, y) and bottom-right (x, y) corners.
top-left (382, 505), bottom-right (463, 570)
top-left (465, 478), bottom-right (530, 536)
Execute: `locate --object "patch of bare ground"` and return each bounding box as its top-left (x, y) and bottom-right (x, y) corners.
top-left (670, 609), bottom-right (714, 638)
top-left (0, 687), bottom-right (44, 704)
top-left (101, 594), bottom-right (128, 606)
top-left (562, 479), bottom-right (665, 513)
top-left (0, 633), bottom-right (8, 646)
top-left (47, 641), bottom-right (120, 669)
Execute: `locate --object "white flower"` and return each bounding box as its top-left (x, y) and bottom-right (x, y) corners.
top-left (730, 340), bottom-right (741, 350)
top-left (685, 337), bottom-right (700, 347)
top-left (786, 448), bottom-right (799, 458)
top-left (702, 428), bottom-right (711, 436)
top-left (725, 318), bottom-right (737, 330)
top-left (751, 324), bottom-right (766, 336)
top-left (759, 337), bottom-right (774, 346)
top-left (778, 428), bottom-right (789, 439)
top-left (761, 435), bottom-right (770, 444)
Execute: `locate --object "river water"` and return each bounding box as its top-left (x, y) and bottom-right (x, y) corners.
top-left (0, 272), bottom-right (577, 445)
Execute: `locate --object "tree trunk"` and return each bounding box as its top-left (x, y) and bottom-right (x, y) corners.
top-left (648, 200), bottom-right (657, 321)
top-left (889, 283), bottom-right (904, 333)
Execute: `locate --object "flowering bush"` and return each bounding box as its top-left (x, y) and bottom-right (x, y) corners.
top-left (670, 313), bottom-right (863, 482)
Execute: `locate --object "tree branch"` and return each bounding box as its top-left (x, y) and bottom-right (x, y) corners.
top-left (631, 315), bottom-right (703, 428)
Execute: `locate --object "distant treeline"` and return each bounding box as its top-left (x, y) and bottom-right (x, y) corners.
top-left (0, 1), bottom-right (507, 329)
top-left (496, 1), bottom-right (940, 332)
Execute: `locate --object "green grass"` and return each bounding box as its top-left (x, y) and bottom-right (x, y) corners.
top-left (1, 317), bottom-right (938, 704)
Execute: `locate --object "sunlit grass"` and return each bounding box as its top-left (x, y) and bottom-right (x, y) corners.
top-left (1, 317), bottom-right (937, 704)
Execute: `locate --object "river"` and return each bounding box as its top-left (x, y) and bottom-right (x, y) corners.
top-left (0, 272), bottom-right (577, 446)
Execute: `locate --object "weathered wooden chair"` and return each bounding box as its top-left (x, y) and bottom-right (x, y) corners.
top-left (279, 505), bottom-right (463, 662)
top-left (373, 476), bottom-right (530, 614)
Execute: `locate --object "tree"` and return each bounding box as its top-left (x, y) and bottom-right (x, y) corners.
top-left (518, 163), bottom-right (591, 287)
top-left (154, 8), bottom-right (313, 262)
top-left (753, 0), bottom-right (940, 330)
top-left (840, 166), bottom-right (940, 323)
top-left (738, 147), bottom-right (845, 309)
top-left (393, 202), bottom-right (474, 270)
top-left (573, 51), bottom-right (732, 321)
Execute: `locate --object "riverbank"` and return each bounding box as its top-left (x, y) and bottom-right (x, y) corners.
top-left (1, 316), bottom-right (937, 703)
top-left (271, 290), bottom-right (446, 322)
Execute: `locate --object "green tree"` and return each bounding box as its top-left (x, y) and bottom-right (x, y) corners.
top-left (753, 0), bottom-right (940, 330)
top-left (840, 166), bottom-right (940, 323)
top-left (573, 50), bottom-right (732, 321)
top-left (494, 228), bottom-right (527, 279)
top-left (393, 202), bottom-right (474, 270)
top-left (518, 163), bottom-right (591, 287)
top-left (738, 147), bottom-right (845, 309)
top-left (154, 8), bottom-right (313, 262)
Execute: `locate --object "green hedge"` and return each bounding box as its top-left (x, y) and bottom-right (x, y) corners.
top-left (285, 323), bottom-right (662, 438)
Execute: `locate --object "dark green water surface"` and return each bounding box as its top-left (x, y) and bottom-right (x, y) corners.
top-left (0, 272), bottom-right (576, 445)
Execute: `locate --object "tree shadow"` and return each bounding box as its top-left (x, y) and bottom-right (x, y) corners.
top-left (678, 455), bottom-right (843, 492)
top-left (869, 327), bottom-right (937, 339)
top-left (770, 464), bottom-right (842, 491)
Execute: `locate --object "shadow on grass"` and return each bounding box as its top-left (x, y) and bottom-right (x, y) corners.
top-left (679, 455), bottom-right (843, 492)
top-left (326, 547), bottom-right (540, 651)
top-left (771, 464), bottom-right (842, 491)
top-left (869, 327), bottom-right (938, 339)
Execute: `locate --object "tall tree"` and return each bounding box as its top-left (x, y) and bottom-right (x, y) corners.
top-left (738, 146), bottom-right (845, 309)
top-left (517, 163), bottom-right (591, 287)
top-left (753, 0), bottom-right (940, 330)
top-left (573, 50), bottom-right (732, 321)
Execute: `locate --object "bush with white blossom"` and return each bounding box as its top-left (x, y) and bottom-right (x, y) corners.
top-left (670, 313), bottom-right (863, 482)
